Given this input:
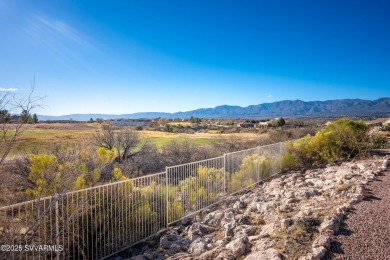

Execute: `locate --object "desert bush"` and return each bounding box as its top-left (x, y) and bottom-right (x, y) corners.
top-left (229, 154), bottom-right (269, 192)
top-left (210, 136), bottom-right (257, 154)
top-left (268, 129), bottom-right (293, 142)
top-left (373, 136), bottom-right (388, 148)
top-left (177, 166), bottom-right (224, 214)
top-left (162, 139), bottom-right (216, 166)
top-left (380, 124), bottom-right (390, 131)
top-left (297, 217), bottom-right (321, 234)
top-left (131, 141), bottom-right (165, 176)
top-left (318, 119), bottom-right (369, 160)
top-left (282, 135), bottom-right (312, 170)
top-left (25, 147), bottom-right (119, 198)
top-left (288, 127), bottom-right (318, 139)
top-left (26, 154), bottom-right (61, 198)
top-left (112, 167), bottom-right (128, 181)
top-left (167, 185), bottom-right (183, 222)
top-left (282, 119), bottom-right (370, 170)
top-left (281, 152), bottom-right (302, 171)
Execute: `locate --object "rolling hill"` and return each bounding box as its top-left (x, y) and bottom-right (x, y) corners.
top-left (38, 97), bottom-right (390, 121)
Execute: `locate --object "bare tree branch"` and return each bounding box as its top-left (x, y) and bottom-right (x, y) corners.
top-left (0, 80), bottom-right (43, 164)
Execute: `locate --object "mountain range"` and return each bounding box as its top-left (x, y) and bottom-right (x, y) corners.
top-left (38, 98), bottom-right (390, 121)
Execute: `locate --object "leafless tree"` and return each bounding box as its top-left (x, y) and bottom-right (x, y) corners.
top-left (0, 81), bottom-right (42, 164)
top-left (93, 125), bottom-right (115, 150)
top-left (94, 126), bottom-right (139, 162)
top-left (132, 140), bottom-right (164, 176)
top-left (116, 128), bottom-right (139, 160)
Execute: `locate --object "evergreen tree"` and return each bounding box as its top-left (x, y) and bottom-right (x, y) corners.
top-left (276, 117), bottom-right (285, 127)
top-left (32, 113), bottom-right (38, 124)
top-left (0, 110), bottom-right (11, 123)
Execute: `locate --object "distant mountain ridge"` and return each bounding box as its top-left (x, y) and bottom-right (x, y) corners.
top-left (38, 98), bottom-right (390, 121)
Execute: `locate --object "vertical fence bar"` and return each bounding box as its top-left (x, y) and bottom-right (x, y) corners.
top-left (55, 194), bottom-right (60, 260)
top-left (165, 167), bottom-right (169, 229)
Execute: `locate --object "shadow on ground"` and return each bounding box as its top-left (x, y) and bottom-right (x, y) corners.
top-left (323, 221), bottom-right (354, 259)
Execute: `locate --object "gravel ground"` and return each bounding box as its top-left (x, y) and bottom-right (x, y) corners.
top-left (324, 168), bottom-right (390, 260)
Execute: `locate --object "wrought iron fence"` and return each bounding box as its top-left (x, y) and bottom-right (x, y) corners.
top-left (0, 142), bottom-right (286, 259)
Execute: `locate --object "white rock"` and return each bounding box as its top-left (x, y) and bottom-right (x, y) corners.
top-left (312, 234), bottom-right (331, 249)
top-left (367, 173), bottom-right (376, 180)
top-left (244, 248), bottom-right (282, 260)
top-left (203, 210), bottom-right (224, 227)
top-left (259, 223), bottom-right (277, 238)
top-left (226, 237), bottom-right (248, 258)
top-left (188, 238), bottom-right (207, 254)
top-left (319, 216), bottom-right (339, 234)
top-left (234, 225), bottom-right (257, 237)
top-left (311, 246), bottom-right (327, 260)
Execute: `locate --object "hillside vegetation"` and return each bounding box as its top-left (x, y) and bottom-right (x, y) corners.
top-left (283, 119), bottom-right (371, 170)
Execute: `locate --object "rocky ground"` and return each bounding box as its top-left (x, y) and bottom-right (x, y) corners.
top-left (112, 156), bottom-right (389, 260)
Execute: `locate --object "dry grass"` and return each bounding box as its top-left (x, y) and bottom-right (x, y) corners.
top-left (9, 124), bottom-right (263, 154)
top-left (166, 122), bottom-right (193, 127)
top-left (13, 129), bottom-right (95, 154)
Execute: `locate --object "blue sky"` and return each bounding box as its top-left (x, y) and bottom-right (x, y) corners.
top-left (1, 0), bottom-right (389, 115)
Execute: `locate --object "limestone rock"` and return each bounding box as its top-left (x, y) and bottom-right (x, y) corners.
top-left (259, 223), bottom-right (277, 238)
top-left (311, 246), bottom-right (327, 260)
top-left (188, 238), bottom-right (207, 254)
top-left (319, 216), bottom-right (340, 235)
top-left (226, 237), bottom-right (249, 257)
top-left (252, 237), bottom-right (276, 252)
top-left (312, 234), bottom-right (331, 249)
top-left (234, 224), bottom-right (257, 238)
top-left (198, 247), bottom-right (232, 260)
top-left (203, 210), bottom-right (224, 227)
top-left (244, 248), bottom-right (282, 260)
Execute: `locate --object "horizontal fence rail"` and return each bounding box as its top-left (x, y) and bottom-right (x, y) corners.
top-left (0, 142), bottom-right (286, 259)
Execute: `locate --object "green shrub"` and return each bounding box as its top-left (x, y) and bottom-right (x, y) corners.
top-left (26, 154), bottom-right (61, 198)
top-left (282, 152), bottom-right (302, 171)
top-left (282, 119), bottom-right (370, 170)
top-left (26, 148), bottom-right (112, 197)
top-left (230, 154), bottom-right (268, 192)
top-left (373, 136), bottom-right (388, 148)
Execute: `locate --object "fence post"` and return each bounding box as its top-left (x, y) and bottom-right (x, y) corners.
top-left (54, 193), bottom-right (60, 260)
top-left (165, 167), bottom-right (169, 228)
top-left (223, 154), bottom-right (226, 195)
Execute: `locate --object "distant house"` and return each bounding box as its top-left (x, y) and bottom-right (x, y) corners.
top-left (258, 122), bottom-right (269, 129)
top-left (237, 123), bottom-right (255, 128)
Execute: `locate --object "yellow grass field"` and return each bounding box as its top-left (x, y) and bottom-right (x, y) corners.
top-left (10, 123), bottom-right (261, 154)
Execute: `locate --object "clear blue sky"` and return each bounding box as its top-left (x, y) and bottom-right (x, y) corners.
top-left (1, 0), bottom-right (389, 115)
